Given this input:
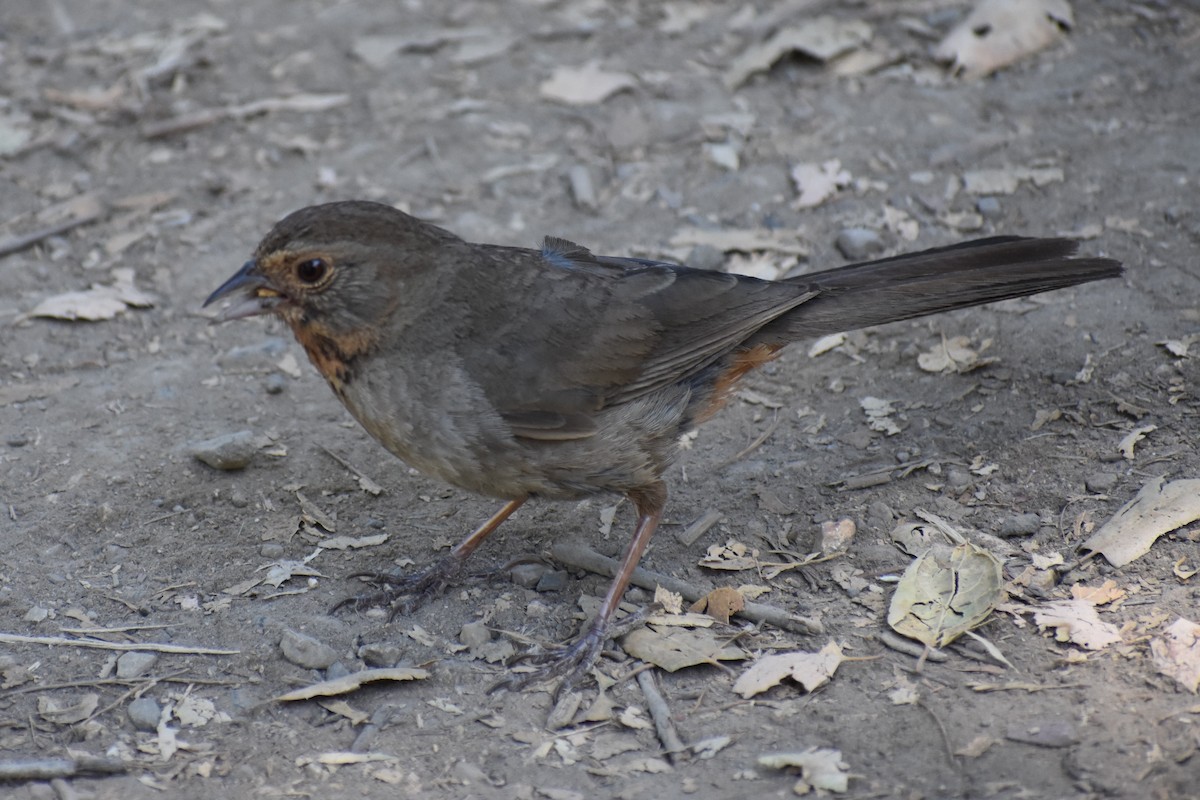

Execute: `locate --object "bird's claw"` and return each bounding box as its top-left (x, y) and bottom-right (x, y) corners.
top-left (331, 556), bottom-right (462, 618)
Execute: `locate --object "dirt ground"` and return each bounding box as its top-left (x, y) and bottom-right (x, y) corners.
top-left (2, 1), bottom-right (1198, 798)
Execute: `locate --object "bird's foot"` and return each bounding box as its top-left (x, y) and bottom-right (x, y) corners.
top-left (331, 556), bottom-right (463, 618)
top-left (491, 604), bottom-right (658, 698)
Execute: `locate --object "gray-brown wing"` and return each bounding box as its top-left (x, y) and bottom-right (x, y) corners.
top-left (453, 239), bottom-right (814, 440)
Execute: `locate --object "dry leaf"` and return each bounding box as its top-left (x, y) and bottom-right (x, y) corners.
top-left (1150, 618), bottom-right (1200, 693)
top-left (1070, 580), bottom-right (1125, 606)
top-left (669, 227), bottom-right (809, 256)
top-left (38, 693), bottom-right (99, 724)
top-left (733, 641), bottom-right (845, 698)
top-left (860, 396), bottom-right (901, 436)
top-left (725, 17), bottom-right (873, 88)
top-left (956, 735), bottom-right (997, 758)
top-left (791, 160), bottom-right (851, 209)
top-left (1033, 600), bottom-right (1122, 650)
top-left (758, 747), bottom-right (850, 794)
top-left (318, 533), bottom-right (389, 550)
top-left (962, 166), bottom-right (1065, 195)
top-left (620, 626), bottom-right (747, 672)
top-left (888, 542), bottom-right (1004, 647)
top-left (276, 667), bottom-right (429, 701)
top-left (917, 335), bottom-right (995, 373)
top-left (935, 0), bottom-right (1074, 80)
top-left (654, 585), bottom-right (683, 615)
top-left (688, 586), bottom-right (745, 624)
top-left (540, 62), bottom-right (635, 105)
top-left (699, 540), bottom-right (759, 571)
top-left (1080, 477), bottom-right (1200, 567)
top-left (1118, 424), bottom-right (1157, 460)
top-left (27, 268), bottom-right (154, 321)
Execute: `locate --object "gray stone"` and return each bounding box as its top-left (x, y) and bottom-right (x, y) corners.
top-left (127, 696), bottom-right (161, 732)
top-left (359, 642), bottom-right (403, 668)
top-left (189, 430), bottom-right (257, 470)
top-left (976, 196), bottom-right (1002, 219)
top-left (459, 620), bottom-right (492, 649)
top-left (997, 513), bottom-right (1041, 538)
top-left (116, 651), bottom-right (159, 678)
top-left (280, 629), bottom-right (338, 670)
top-left (835, 227), bottom-right (884, 260)
top-left (1085, 472), bottom-right (1118, 493)
top-left (259, 543), bottom-right (285, 558)
top-left (509, 562), bottom-right (547, 589)
top-left (326, 661), bottom-right (352, 681)
top-left (536, 570), bottom-right (570, 592)
top-left (264, 373), bottom-right (288, 394)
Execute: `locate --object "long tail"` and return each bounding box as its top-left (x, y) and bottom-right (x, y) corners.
top-left (763, 237), bottom-right (1123, 340)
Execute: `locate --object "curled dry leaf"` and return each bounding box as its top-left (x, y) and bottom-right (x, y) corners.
top-left (758, 747), bottom-right (850, 794)
top-left (935, 0), bottom-right (1074, 80)
top-left (733, 641), bottom-right (845, 698)
top-left (699, 539), bottom-right (759, 571)
top-left (860, 396), bottom-right (901, 436)
top-left (276, 667), bottom-right (429, 701)
top-left (688, 586), bottom-right (745, 624)
top-left (1033, 600), bottom-right (1122, 650)
top-left (1118, 424), bottom-right (1157, 460)
top-left (1080, 477), bottom-right (1200, 568)
top-left (917, 335), bottom-right (995, 374)
top-left (1150, 618), bottom-right (1200, 693)
top-left (887, 542), bottom-right (1004, 648)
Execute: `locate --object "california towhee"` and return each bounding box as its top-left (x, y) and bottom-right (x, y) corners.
top-left (206, 200), bottom-right (1121, 692)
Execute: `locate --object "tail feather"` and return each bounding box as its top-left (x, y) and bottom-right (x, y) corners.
top-left (762, 237), bottom-right (1122, 340)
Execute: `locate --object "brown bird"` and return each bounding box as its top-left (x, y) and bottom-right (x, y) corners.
top-left (206, 200), bottom-right (1121, 692)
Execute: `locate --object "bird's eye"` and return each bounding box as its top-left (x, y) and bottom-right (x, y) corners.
top-left (295, 258), bottom-right (329, 284)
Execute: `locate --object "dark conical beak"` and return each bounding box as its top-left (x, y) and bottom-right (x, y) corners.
top-left (204, 260), bottom-right (284, 322)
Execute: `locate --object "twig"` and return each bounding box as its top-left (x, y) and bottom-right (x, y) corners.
top-left (878, 630), bottom-right (949, 662)
top-left (636, 669), bottom-right (688, 761)
top-left (0, 755), bottom-right (126, 781)
top-left (0, 674), bottom-right (241, 699)
top-left (0, 632), bottom-right (238, 655)
top-left (717, 410), bottom-right (781, 468)
top-left (550, 541), bottom-right (823, 635)
top-left (676, 509), bottom-right (722, 546)
top-left (320, 446), bottom-right (384, 495)
top-left (0, 212), bottom-right (104, 260)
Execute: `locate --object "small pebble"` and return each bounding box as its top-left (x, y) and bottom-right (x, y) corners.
top-left (259, 543), bottom-right (285, 558)
top-left (509, 562), bottom-right (547, 589)
top-left (264, 373), bottom-right (288, 394)
top-left (536, 570), bottom-right (569, 593)
top-left (976, 196), bottom-right (1002, 219)
top-left (24, 606), bottom-right (49, 622)
top-left (945, 466), bottom-right (972, 490)
top-left (835, 227), bottom-right (884, 260)
top-left (325, 661), bottom-right (352, 681)
top-left (189, 430), bottom-right (258, 470)
top-left (229, 490), bottom-right (249, 508)
top-left (997, 512), bottom-right (1041, 538)
top-left (1085, 472), bottom-right (1118, 493)
top-left (6, 433), bottom-right (29, 447)
top-left (116, 651), bottom-right (158, 679)
top-left (127, 697), bottom-right (161, 732)
top-left (358, 642), bottom-right (403, 668)
top-left (280, 629), bottom-right (338, 670)
top-left (459, 620), bottom-right (492, 649)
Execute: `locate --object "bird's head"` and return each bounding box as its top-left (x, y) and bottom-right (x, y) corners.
top-left (205, 200), bottom-right (453, 338)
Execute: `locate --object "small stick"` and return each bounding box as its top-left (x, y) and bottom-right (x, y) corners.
top-left (676, 509), bottom-right (722, 546)
top-left (636, 669), bottom-right (687, 761)
top-left (0, 212), bottom-right (104, 259)
top-left (0, 632), bottom-right (238, 655)
top-left (0, 755), bottom-right (126, 781)
top-left (550, 541), bottom-right (823, 635)
top-left (878, 630), bottom-right (949, 662)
